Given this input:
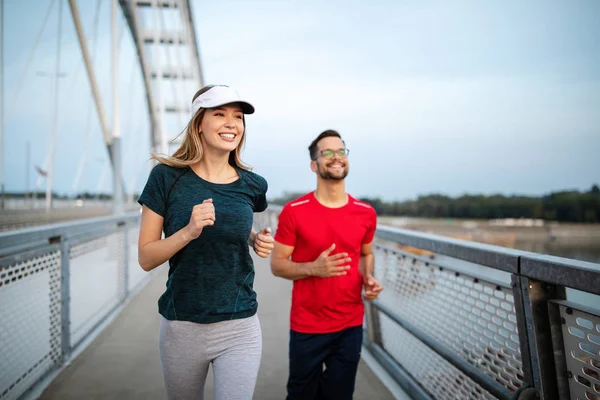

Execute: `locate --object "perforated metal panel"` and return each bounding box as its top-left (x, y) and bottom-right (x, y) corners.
top-left (379, 313), bottom-right (496, 399)
top-left (559, 303), bottom-right (600, 400)
top-left (69, 232), bottom-right (122, 346)
top-left (1, 208), bottom-right (151, 399)
top-left (374, 245), bottom-right (524, 398)
top-left (0, 248), bottom-right (62, 400)
top-left (69, 236), bottom-right (107, 259)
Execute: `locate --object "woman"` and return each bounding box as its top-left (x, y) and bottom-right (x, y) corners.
top-left (137, 84), bottom-right (274, 400)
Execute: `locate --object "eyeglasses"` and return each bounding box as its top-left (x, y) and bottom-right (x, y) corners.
top-left (318, 148), bottom-right (350, 159)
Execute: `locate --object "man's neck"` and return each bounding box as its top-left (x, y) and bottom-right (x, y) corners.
top-left (314, 180), bottom-right (347, 208)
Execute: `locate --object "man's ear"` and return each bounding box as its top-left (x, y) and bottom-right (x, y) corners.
top-left (310, 160), bottom-right (317, 173)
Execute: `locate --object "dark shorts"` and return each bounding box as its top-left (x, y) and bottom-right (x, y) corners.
top-left (287, 325), bottom-right (363, 400)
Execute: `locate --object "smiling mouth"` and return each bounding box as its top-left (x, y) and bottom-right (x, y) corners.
top-left (219, 133), bottom-right (236, 141)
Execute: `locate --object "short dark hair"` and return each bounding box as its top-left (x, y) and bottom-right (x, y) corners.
top-left (308, 129), bottom-right (345, 160)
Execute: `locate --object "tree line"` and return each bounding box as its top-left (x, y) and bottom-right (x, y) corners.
top-left (6, 184), bottom-right (600, 223)
top-left (271, 184), bottom-right (600, 223)
top-left (3, 191), bottom-right (115, 200)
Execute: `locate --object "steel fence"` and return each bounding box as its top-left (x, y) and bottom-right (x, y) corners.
top-left (0, 212), bottom-right (158, 400)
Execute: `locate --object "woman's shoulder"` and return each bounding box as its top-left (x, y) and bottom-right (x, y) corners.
top-left (150, 163), bottom-right (189, 181)
top-left (238, 168), bottom-right (268, 192)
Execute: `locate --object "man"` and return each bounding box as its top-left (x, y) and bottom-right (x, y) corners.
top-left (270, 129), bottom-right (384, 400)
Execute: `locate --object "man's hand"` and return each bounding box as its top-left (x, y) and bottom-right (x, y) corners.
top-left (363, 275), bottom-right (383, 301)
top-left (311, 243), bottom-right (351, 278)
top-left (184, 199), bottom-right (215, 241)
top-left (253, 227), bottom-right (275, 258)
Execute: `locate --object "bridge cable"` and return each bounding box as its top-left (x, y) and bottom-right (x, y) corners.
top-left (124, 52), bottom-right (140, 202)
top-left (66, 0), bottom-right (105, 102)
top-left (162, 0), bottom-right (187, 133)
top-left (72, 0), bottom-right (104, 195)
top-left (5, 0), bottom-right (57, 122)
top-left (43, 0), bottom-right (64, 210)
top-left (34, 0), bottom-right (64, 201)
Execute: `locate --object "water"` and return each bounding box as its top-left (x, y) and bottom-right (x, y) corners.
top-left (379, 216), bottom-right (600, 264)
top-left (514, 240), bottom-right (600, 264)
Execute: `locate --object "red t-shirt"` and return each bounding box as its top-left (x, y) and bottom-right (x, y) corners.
top-left (274, 192), bottom-right (377, 333)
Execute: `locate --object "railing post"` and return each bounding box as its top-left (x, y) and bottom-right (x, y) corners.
top-left (518, 277), bottom-right (566, 400)
top-left (364, 300), bottom-right (382, 346)
top-left (511, 275), bottom-right (534, 388)
top-left (122, 222), bottom-right (129, 300)
top-left (546, 301), bottom-right (570, 400)
top-left (59, 238), bottom-right (71, 362)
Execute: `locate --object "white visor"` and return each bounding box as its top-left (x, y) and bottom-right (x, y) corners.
top-left (191, 85), bottom-right (255, 115)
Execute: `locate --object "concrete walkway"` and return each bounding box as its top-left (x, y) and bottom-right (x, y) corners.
top-left (40, 255), bottom-right (397, 400)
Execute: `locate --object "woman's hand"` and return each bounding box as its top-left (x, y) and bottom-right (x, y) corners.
top-left (253, 227), bottom-right (274, 258)
top-left (184, 199), bottom-right (215, 241)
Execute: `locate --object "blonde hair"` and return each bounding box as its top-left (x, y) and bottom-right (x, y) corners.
top-left (151, 85), bottom-right (251, 170)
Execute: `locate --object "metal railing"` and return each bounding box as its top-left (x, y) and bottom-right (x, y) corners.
top-left (255, 206), bottom-right (600, 400)
top-left (2, 206), bottom-right (599, 400)
top-left (370, 226), bottom-right (600, 400)
top-left (0, 211), bottom-right (157, 400)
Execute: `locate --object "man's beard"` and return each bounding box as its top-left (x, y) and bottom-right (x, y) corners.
top-left (318, 163), bottom-right (349, 180)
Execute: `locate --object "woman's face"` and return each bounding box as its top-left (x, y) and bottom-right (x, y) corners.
top-left (199, 103), bottom-right (245, 154)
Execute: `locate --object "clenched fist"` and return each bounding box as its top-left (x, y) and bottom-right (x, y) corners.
top-left (184, 199), bottom-right (215, 240)
top-left (253, 227), bottom-right (274, 258)
top-left (363, 276), bottom-right (384, 301)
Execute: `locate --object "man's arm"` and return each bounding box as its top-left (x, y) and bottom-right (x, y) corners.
top-left (359, 241), bottom-right (375, 279)
top-left (270, 242), bottom-right (352, 281)
top-left (360, 241), bottom-right (384, 301)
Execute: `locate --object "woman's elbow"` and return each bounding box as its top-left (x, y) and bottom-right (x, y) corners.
top-left (138, 260), bottom-right (151, 272)
top-left (138, 250), bottom-right (153, 272)
top-left (139, 262), bottom-right (152, 272)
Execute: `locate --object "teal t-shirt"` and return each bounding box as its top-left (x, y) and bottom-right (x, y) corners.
top-left (138, 163), bottom-right (268, 323)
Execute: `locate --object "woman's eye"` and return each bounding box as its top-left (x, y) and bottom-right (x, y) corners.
top-left (235, 115), bottom-right (243, 119)
top-left (215, 112), bottom-right (224, 116)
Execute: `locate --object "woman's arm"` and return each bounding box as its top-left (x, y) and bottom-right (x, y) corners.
top-left (138, 199), bottom-right (215, 271)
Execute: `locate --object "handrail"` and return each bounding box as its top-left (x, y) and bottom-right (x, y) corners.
top-left (374, 224), bottom-right (600, 294)
top-left (375, 225), bottom-right (524, 273)
top-left (0, 211), bottom-right (140, 256)
top-left (520, 254), bottom-right (600, 295)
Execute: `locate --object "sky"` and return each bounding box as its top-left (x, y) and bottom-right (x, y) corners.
top-left (2, 0), bottom-right (600, 202)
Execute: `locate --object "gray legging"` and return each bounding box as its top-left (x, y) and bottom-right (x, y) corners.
top-left (159, 314), bottom-right (262, 400)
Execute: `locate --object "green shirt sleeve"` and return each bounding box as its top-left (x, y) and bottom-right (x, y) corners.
top-left (138, 164), bottom-right (168, 217)
top-left (254, 175), bottom-right (268, 212)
